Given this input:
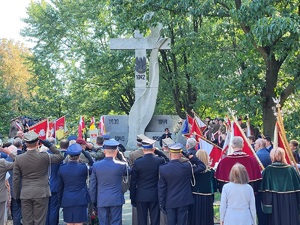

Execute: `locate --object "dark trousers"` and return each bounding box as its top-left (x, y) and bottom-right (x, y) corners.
top-left (256, 192), bottom-right (269, 225)
top-left (136, 201), bottom-right (160, 225)
top-left (21, 197), bottom-right (49, 225)
top-left (46, 193), bottom-right (60, 225)
top-left (166, 206), bottom-right (188, 225)
top-left (98, 206), bottom-right (122, 225)
top-left (11, 198), bottom-right (22, 225)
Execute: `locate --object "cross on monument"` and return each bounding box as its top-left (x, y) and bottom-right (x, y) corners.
top-left (110, 26), bottom-right (170, 149)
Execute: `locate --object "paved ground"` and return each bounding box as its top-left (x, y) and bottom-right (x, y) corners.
top-left (58, 193), bottom-right (132, 225)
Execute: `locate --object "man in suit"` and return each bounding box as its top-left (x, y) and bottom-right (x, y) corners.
top-left (13, 131), bottom-right (64, 225)
top-left (130, 137), bottom-right (167, 225)
top-left (255, 138), bottom-right (271, 168)
top-left (89, 139), bottom-right (130, 225)
top-left (159, 128), bottom-right (172, 147)
top-left (0, 146), bottom-right (16, 225)
top-left (128, 134), bottom-right (147, 225)
top-left (158, 143), bottom-right (206, 225)
top-left (254, 138), bottom-right (271, 225)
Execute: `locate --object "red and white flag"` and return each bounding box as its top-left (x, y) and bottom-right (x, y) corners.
top-left (78, 116), bottom-right (85, 139)
top-left (29, 119), bottom-right (48, 140)
top-left (99, 116), bottom-right (106, 135)
top-left (195, 116), bottom-right (207, 132)
top-left (199, 138), bottom-right (222, 167)
top-left (190, 119), bottom-right (202, 141)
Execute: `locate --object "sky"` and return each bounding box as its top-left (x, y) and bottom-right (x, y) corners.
top-left (0, 0), bottom-right (32, 46)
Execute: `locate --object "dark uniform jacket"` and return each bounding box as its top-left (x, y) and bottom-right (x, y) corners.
top-left (158, 157), bottom-right (206, 209)
top-left (130, 154), bottom-right (165, 203)
top-left (57, 161), bottom-right (89, 207)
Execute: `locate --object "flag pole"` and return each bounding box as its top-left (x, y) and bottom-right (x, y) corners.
top-left (230, 112), bottom-right (265, 170)
top-left (273, 98), bottom-right (299, 172)
top-left (198, 136), bottom-right (222, 150)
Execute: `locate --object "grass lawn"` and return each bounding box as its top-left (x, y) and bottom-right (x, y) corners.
top-left (214, 192), bottom-right (221, 224)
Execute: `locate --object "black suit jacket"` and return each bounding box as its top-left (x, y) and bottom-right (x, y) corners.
top-left (130, 154), bottom-right (165, 203)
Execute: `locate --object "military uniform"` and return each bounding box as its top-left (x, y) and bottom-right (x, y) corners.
top-left (58, 143), bottom-right (89, 223)
top-left (130, 138), bottom-right (165, 225)
top-left (158, 143), bottom-right (206, 225)
top-left (13, 131), bottom-right (64, 225)
top-left (89, 140), bottom-right (130, 225)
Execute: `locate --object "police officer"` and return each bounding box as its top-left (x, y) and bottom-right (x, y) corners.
top-left (89, 139), bottom-right (130, 225)
top-left (13, 131), bottom-right (64, 225)
top-left (58, 143), bottom-right (89, 224)
top-left (158, 143), bottom-right (206, 225)
top-left (130, 137), bottom-right (167, 225)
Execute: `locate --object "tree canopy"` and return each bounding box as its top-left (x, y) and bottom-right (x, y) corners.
top-left (1, 0), bottom-right (298, 139)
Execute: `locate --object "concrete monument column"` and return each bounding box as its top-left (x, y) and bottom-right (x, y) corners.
top-left (110, 26), bottom-right (170, 149)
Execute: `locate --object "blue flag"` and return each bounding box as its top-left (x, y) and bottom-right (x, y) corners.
top-left (181, 119), bottom-right (189, 134)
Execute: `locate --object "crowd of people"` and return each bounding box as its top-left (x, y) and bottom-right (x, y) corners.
top-left (0, 119), bottom-right (300, 225)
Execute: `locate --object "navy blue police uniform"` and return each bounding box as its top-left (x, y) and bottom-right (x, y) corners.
top-left (57, 143), bottom-right (89, 223)
top-left (158, 143), bottom-right (206, 225)
top-left (89, 140), bottom-right (130, 225)
top-left (130, 138), bottom-right (167, 225)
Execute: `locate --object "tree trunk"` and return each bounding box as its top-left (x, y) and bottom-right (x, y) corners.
top-left (262, 55), bottom-right (281, 137)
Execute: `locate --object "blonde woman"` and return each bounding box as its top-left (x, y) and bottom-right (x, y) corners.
top-left (260, 147), bottom-right (300, 225)
top-left (188, 149), bottom-right (217, 225)
top-left (220, 163), bottom-right (256, 225)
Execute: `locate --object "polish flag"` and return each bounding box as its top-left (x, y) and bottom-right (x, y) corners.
top-left (199, 138), bottom-right (222, 167)
top-left (99, 116), bottom-right (106, 135)
top-left (195, 116), bottom-right (207, 132)
top-left (78, 116), bottom-right (85, 139)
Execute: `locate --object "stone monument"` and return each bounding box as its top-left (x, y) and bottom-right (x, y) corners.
top-left (110, 26), bottom-right (170, 149)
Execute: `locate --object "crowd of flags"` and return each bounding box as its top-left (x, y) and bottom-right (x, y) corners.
top-left (27, 115), bottom-right (107, 141)
top-left (181, 108), bottom-right (295, 169)
top-left (25, 104), bottom-right (295, 169)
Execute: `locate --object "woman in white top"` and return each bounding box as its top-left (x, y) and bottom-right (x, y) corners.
top-left (220, 163), bottom-right (256, 225)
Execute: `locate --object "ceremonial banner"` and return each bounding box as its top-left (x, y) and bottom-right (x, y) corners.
top-left (195, 116), bottom-right (207, 132)
top-left (232, 119), bottom-right (264, 170)
top-left (89, 129), bottom-right (98, 145)
top-left (48, 120), bottom-right (55, 138)
top-left (274, 121), bottom-right (293, 165)
top-left (190, 119), bottom-right (203, 141)
top-left (55, 116), bottom-right (68, 140)
top-left (90, 117), bottom-right (96, 130)
top-left (29, 119), bottom-right (48, 140)
top-left (187, 114), bottom-right (193, 125)
top-left (199, 138), bottom-right (222, 167)
top-left (99, 116), bottom-right (106, 135)
top-left (78, 116), bottom-right (85, 139)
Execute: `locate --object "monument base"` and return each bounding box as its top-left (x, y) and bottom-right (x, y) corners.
top-left (101, 115), bottom-right (185, 150)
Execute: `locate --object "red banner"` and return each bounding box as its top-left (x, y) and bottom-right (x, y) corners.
top-left (29, 119), bottom-right (48, 140)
